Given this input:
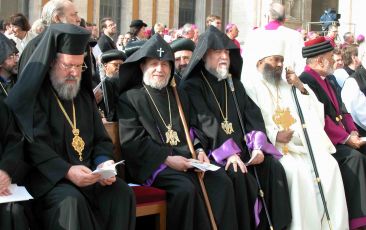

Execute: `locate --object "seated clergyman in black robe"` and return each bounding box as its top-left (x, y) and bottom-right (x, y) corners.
top-left (5, 24), bottom-right (135, 230)
top-left (98, 49), bottom-right (126, 121)
top-left (0, 100), bottom-right (29, 230)
top-left (300, 36), bottom-right (366, 229)
top-left (180, 26), bottom-right (292, 230)
top-left (0, 32), bottom-right (19, 101)
top-left (169, 38), bottom-right (195, 85)
top-left (117, 34), bottom-right (238, 230)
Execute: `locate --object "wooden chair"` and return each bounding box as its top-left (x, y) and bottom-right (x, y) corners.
top-left (103, 121), bottom-right (167, 230)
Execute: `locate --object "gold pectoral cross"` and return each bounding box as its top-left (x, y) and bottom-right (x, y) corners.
top-left (272, 107), bottom-right (296, 154)
top-left (72, 128), bottom-right (85, 161)
top-left (165, 125), bottom-right (180, 146)
top-left (221, 119), bottom-right (234, 135)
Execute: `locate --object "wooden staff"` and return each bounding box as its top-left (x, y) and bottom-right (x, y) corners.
top-left (170, 78), bottom-right (218, 230)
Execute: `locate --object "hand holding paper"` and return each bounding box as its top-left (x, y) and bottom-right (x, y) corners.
top-left (189, 159), bottom-right (220, 172)
top-left (92, 160), bottom-right (124, 179)
top-left (0, 184), bottom-right (33, 204)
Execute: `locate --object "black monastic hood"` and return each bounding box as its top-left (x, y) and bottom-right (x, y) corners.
top-left (181, 26), bottom-right (242, 80)
top-left (0, 32), bottom-right (18, 64)
top-left (119, 33), bottom-right (175, 94)
top-left (5, 23), bottom-right (91, 141)
top-left (123, 40), bottom-right (147, 58)
top-left (170, 38), bottom-right (195, 52)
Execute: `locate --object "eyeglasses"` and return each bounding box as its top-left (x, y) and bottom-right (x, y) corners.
top-left (7, 53), bottom-right (19, 60)
top-left (107, 23), bottom-right (116, 28)
top-left (58, 62), bottom-right (88, 72)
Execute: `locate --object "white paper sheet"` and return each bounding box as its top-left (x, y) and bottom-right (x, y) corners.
top-left (189, 160), bottom-right (220, 172)
top-left (92, 160), bottom-right (124, 179)
top-left (0, 184), bottom-right (33, 204)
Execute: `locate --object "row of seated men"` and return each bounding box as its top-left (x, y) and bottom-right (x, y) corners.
top-left (1, 23), bottom-right (366, 230)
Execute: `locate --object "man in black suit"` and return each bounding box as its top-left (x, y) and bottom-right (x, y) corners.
top-left (97, 17), bottom-right (117, 52)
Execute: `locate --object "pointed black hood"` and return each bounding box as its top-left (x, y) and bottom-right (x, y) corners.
top-left (181, 26), bottom-right (242, 80)
top-left (0, 32), bottom-right (18, 64)
top-left (5, 23), bottom-right (91, 141)
top-left (119, 33), bottom-right (175, 94)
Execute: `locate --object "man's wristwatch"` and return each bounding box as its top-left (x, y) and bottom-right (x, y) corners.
top-left (195, 148), bottom-right (204, 154)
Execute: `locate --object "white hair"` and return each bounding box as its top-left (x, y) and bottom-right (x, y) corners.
top-left (41, 0), bottom-right (70, 26)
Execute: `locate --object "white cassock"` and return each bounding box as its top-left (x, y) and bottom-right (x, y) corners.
top-left (342, 77), bottom-right (366, 131)
top-left (244, 72), bottom-right (349, 230)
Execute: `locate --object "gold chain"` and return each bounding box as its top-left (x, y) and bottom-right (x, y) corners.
top-left (52, 90), bottom-right (85, 161)
top-left (53, 91), bottom-right (77, 129)
top-left (0, 82), bottom-right (8, 96)
top-left (143, 84), bottom-right (180, 145)
top-left (201, 71), bottom-right (228, 120)
top-left (143, 84), bottom-right (172, 129)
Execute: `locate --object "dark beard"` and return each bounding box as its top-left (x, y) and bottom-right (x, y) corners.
top-left (262, 63), bottom-right (281, 87)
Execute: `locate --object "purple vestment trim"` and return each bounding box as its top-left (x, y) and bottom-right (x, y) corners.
top-left (212, 138), bottom-right (241, 165)
top-left (245, 131), bottom-right (282, 160)
top-left (304, 66), bottom-right (340, 112)
top-left (343, 113), bottom-right (358, 133)
top-left (350, 217), bottom-right (366, 229)
top-left (304, 66), bottom-right (357, 144)
top-left (143, 164), bottom-right (168, 186)
top-left (265, 20), bottom-right (282, 30)
top-left (189, 128), bottom-right (197, 142)
top-left (254, 198), bottom-right (262, 228)
top-left (324, 116), bottom-right (349, 145)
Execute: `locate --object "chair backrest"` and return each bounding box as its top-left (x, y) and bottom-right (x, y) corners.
top-left (103, 121), bottom-right (125, 178)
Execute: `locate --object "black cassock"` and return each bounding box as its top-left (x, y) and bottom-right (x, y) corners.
top-left (118, 84), bottom-right (238, 230)
top-left (24, 80), bottom-right (135, 230)
top-left (181, 70), bottom-right (292, 230)
top-left (0, 100), bottom-right (30, 230)
top-left (98, 76), bottom-right (119, 122)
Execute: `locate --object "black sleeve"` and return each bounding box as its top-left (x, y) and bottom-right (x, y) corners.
top-left (0, 102), bottom-right (24, 178)
top-left (117, 92), bottom-right (170, 183)
top-left (26, 99), bottom-right (71, 185)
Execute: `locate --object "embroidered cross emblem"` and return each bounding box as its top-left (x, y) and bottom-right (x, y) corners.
top-left (157, 47), bottom-right (164, 58)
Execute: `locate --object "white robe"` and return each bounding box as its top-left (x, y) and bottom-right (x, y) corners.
top-left (244, 73), bottom-right (349, 230)
top-left (342, 77), bottom-right (366, 131)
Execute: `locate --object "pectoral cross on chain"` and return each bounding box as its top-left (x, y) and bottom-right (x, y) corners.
top-left (272, 107), bottom-right (296, 154)
top-left (157, 48), bottom-right (164, 57)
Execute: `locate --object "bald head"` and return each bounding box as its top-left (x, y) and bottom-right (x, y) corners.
top-left (269, 3), bottom-right (285, 22)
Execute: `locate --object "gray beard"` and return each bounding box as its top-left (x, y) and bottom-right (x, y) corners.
top-left (50, 74), bottom-right (81, 100)
top-left (143, 71), bottom-right (170, 90)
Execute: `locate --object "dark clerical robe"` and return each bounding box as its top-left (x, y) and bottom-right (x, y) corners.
top-left (98, 76), bottom-right (119, 122)
top-left (300, 66), bottom-right (366, 229)
top-left (181, 70), bottom-right (292, 230)
top-left (118, 84), bottom-right (238, 230)
top-left (0, 75), bottom-right (16, 101)
top-left (24, 79), bottom-right (135, 230)
top-left (0, 100), bottom-right (29, 230)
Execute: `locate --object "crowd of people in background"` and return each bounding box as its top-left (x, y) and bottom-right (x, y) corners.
top-left (2, 0), bottom-right (366, 230)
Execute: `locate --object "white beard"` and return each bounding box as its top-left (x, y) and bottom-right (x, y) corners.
top-left (50, 74), bottom-right (81, 100)
top-left (205, 63), bottom-right (229, 81)
top-left (143, 71), bottom-right (171, 90)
